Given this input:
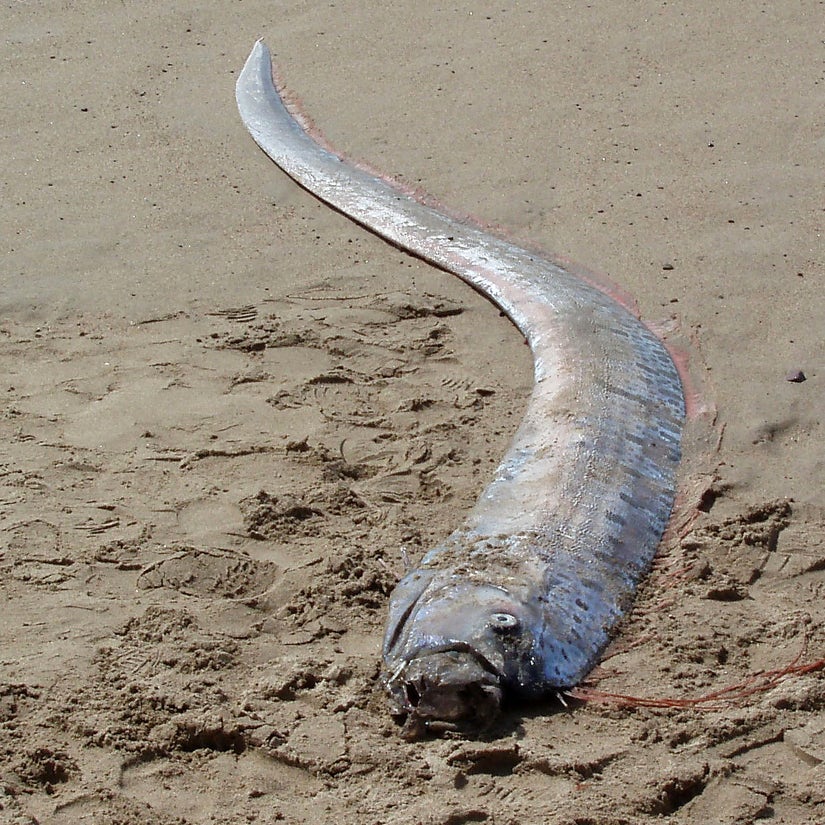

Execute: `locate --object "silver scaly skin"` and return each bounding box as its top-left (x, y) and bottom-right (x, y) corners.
top-left (236, 40), bottom-right (684, 736)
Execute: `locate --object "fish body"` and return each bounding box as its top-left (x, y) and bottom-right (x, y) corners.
top-left (236, 40), bottom-right (684, 733)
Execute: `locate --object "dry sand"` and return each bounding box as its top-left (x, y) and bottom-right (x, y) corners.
top-left (2, 2), bottom-right (824, 823)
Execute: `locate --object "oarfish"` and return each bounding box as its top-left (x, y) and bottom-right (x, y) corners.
top-left (236, 40), bottom-right (684, 735)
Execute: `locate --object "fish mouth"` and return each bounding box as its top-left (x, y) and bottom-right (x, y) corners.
top-left (384, 644), bottom-right (503, 737)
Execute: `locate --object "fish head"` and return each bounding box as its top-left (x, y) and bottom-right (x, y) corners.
top-left (382, 570), bottom-right (543, 735)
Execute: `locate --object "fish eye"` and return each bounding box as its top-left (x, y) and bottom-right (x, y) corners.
top-left (489, 612), bottom-right (520, 633)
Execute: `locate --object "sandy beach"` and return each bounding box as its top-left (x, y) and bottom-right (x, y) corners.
top-left (2, 2), bottom-right (824, 822)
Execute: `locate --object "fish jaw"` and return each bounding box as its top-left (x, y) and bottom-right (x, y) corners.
top-left (385, 649), bottom-right (503, 737)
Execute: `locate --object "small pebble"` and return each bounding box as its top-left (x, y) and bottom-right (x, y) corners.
top-left (786, 370), bottom-right (806, 383)
top-left (662, 263), bottom-right (674, 271)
